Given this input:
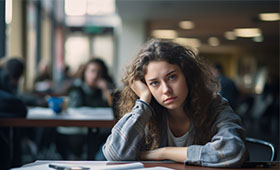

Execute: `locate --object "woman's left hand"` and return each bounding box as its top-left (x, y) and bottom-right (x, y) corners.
top-left (96, 78), bottom-right (108, 91)
top-left (140, 148), bottom-right (164, 161)
top-left (140, 147), bottom-right (187, 163)
top-left (130, 80), bottom-right (152, 104)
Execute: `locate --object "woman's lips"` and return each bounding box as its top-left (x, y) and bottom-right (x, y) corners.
top-left (163, 97), bottom-right (177, 104)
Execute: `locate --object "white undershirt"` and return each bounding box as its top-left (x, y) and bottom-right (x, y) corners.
top-left (167, 123), bottom-right (190, 147)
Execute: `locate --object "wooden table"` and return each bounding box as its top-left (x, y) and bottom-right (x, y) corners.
top-left (17, 160), bottom-right (280, 170)
top-left (0, 118), bottom-right (116, 128)
top-left (0, 107), bottom-right (117, 161)
top-left (142, 162), bottom-right (279, 170)
top-left (0, 107), bottom-right (117, 128)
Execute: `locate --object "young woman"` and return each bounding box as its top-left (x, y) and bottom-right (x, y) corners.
top-left (56, 58), bottom-right (115, 160)
top-left (68, 58), bottom-right (115, 107)
top-left (103, 39), bottom-right (248, 167)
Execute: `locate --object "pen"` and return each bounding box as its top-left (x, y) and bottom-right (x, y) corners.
top-left (49, 163), bottom-right (90, 170)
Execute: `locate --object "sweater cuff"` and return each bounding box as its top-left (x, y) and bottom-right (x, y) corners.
top-left (136, 99), bottom-right (154, 113)
top-left (185, 145), bottom-right (203, 165)
top-left (131, 99), bottom-right (154, 122)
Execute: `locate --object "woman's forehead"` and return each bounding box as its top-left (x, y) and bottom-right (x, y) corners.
top-left (87, 63), bottom-right (101, 70)
top-left (145, 61), bottom-right (180, 79)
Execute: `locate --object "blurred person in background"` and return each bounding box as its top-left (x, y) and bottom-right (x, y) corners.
top-left (52, 64), bottom-right (74, 96)
top-left (34, 60), bottom-right (53, 95)
top-left (68, 58), bottom-right (115, 107)
top-left (0, 58), bottom-right (27, 170)
top-left (61, 65), bottom-right (72, 83)
top-left (213, 63), bottom-right (238, 110)
top-left (56, 58), bottom-right (115, 160)
top-left (0, 58), bottom-right (27, 115)
top-left (247, 72), bottom-right (279, 153)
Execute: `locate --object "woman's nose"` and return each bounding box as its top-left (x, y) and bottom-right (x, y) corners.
top-left (162, 82), bottom-right (171, 94)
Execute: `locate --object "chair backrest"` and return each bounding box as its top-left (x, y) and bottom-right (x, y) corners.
top-left (245, 137), bottom-right (276, 161)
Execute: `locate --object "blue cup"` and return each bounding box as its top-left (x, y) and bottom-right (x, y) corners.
top-left (48, 97), bottom-right (64, 113)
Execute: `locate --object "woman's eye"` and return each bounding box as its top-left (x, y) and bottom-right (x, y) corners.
top-left (150, 81), bottom-right (159, 86)
top-left (169, 75), bottom-right (176, 80)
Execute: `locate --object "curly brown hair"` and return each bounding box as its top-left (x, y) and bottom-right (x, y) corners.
top-left (117, 39), bottom-right (220, 149)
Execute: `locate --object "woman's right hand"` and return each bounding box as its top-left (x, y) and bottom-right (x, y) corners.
top-left (130, 80), bottom-right (152, 104)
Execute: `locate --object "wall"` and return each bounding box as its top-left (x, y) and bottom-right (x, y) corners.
top-left (115, 19), bottom-right (146, 86)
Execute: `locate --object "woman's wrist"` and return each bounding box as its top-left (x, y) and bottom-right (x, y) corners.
top-left (164, 147), bottom-right (187, 163)
top-left (140, 96), bottom-right (151, 104)
top-left (160, 147), bottom-right (168, 160)
top-left (102, 89), bottom-right (113, 106)
top-left (140, 91), bottom-right (152, 104)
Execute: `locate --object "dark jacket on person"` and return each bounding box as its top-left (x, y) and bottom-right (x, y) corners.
top-left (0, 67), bottom-right (27, 170)
top-left (218, 75), bottom-right (238, 110)
top-left (0, 69), bottom-right (27, 117)
top-left (68, 79), bottom-right (110, 108)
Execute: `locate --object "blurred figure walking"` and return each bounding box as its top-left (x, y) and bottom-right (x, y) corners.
top-left (213, 63), bottom-right (238, 110)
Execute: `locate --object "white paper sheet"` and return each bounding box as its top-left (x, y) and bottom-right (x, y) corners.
top-left (134, 167), bottom-right (175, 170)
top-left (11, 162), bottom-right (145, 170)
top-left (27, 107), bottom-right (56, 119)
top-left (27, 107), bottom-right (114, 120)
top-left (67, 107), bottom-right (114, 120)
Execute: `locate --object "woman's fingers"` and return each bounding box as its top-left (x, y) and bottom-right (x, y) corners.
top-left (130, 80), bottom-right (152, 104)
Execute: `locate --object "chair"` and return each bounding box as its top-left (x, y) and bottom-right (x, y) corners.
top-left (245, 137), bottom-right (276, 161)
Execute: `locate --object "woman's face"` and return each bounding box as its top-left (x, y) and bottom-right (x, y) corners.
top-left (144, 61), bottom-right (188, 111)
top-left (85, 63), bottom-right (102, 87)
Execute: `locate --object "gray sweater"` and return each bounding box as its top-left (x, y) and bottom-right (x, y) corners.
top-left (102, 97), bottom-right (248, 167)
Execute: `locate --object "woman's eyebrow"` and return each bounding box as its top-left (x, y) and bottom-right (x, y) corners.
top-left (165, 69), bottom-right (177, 77)
top-left (147, 78), bottom-right (157, 82)
top-left (147, 69), bottom-right (177, 82)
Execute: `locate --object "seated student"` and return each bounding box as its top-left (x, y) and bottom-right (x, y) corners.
top-left (34, 60), bottom-right (53, 95)
top-left (0, 57), bottom-right (27, 116)
top-left (56, 58), bottom-right (115, 160)
top-left (68, 58), bottom-right (115, 107)
top-left (102, 39), bottom-right (248, 167)
top-left (0, 58), bottom-right (27, 170)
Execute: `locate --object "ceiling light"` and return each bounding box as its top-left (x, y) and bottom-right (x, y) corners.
top-left (87, 0), bottom-right (115, 16)
top-left (151, 30), bottom-right (177, 39)
top-left (234, 28), bottom-right (262, 38)
top-left (208, 37), bottom-right (220, 46)
top-left (178, 21), bottom-right (195, 29)
top-left (174, 37), bottom-right (201, 48)
top-left (259, 13), bottom-right (280, 21)
top-left (224, 31), bottom-right (236, 40)
top-left (65, 0), bottom-right (87, 16)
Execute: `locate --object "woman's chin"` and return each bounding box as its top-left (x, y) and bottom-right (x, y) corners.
top-left (162, 103), bottom-right (180, 110)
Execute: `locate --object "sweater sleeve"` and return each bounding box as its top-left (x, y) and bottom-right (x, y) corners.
top-left (185, 98), bottom-right (248, 167)
top-left (102, 99), bottom-right (153, 161)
